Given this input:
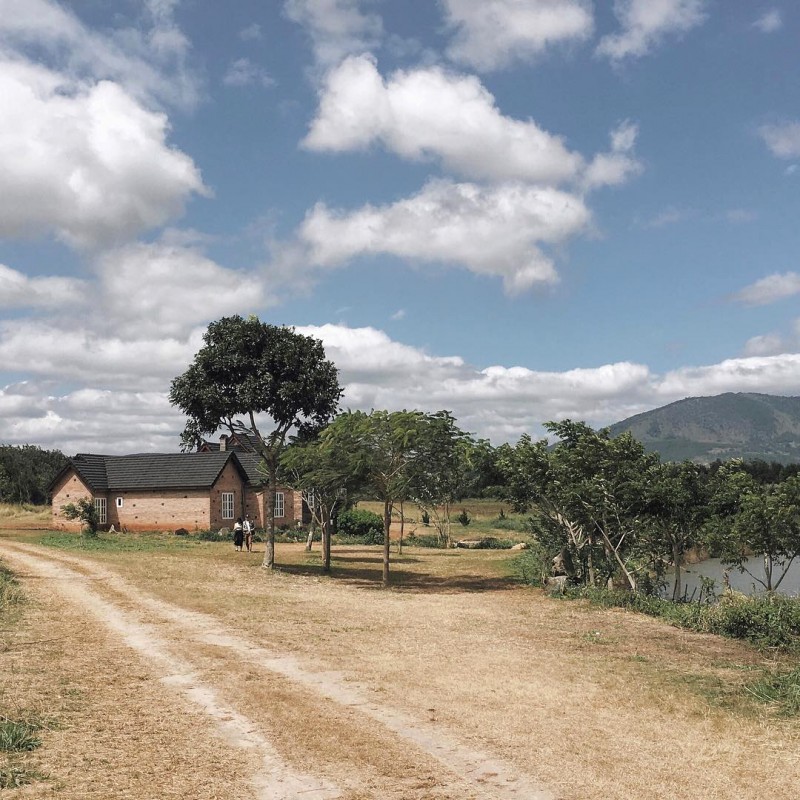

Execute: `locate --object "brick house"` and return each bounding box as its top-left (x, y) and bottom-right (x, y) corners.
top-left (50, 450), bottom-right (304, 533)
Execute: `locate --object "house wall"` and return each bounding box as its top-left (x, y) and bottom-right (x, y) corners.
top-left (244, 487), bottom-right (302, 529)
top-left (107, 489), bottom-right (211, 531)
top-left (51, 471), bottom-right (94, 532)
top-left (51, 464), bottom-right (303, 533)
top-left (209, 461), bottom-right (248, 529)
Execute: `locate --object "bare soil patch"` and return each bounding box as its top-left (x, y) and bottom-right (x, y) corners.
top-left (1, 535), bottom-right (799, 799)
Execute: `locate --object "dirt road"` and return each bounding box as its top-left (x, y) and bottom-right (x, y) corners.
top-left (1, 541), bottom-right (552, 799)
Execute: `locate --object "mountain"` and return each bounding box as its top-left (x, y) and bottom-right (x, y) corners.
top-left (609, 393), bottom-right (800, 464)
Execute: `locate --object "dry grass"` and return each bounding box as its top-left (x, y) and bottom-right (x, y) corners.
top-left (0, 504), bottom-right (50, 530)
top-left (2, 534), bottom-right (800, 798)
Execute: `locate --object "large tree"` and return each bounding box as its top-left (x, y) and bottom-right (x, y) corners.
top-left (169, 315), bottom-right (342, 568)
top-left (499, 422), bottom-right (656, 590)
top-left (319, 409), bottom-right (427, 586)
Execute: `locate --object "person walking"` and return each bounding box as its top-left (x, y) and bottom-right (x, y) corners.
top-left (233, 517), bottom-right (244, 551)
top-left (243, 515), bottom-right (254, 552)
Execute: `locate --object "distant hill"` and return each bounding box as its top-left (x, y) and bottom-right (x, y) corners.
top-left (609, 393), bottom-right (800, 464)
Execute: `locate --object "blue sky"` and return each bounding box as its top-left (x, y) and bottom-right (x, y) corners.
top-left (1, 0), bottom-right (799, 454)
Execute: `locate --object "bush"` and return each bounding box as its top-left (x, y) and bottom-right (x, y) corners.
top-left (457, 509), bottom-right (471, 527)
top-left (0, 720), bottom-right (41, 753)
top-left (560, 587), bottom-right (800, 652)
top-left (405, 532), bottom-right (441, 548)
top-left (335, 508), bottom-right (384, 544)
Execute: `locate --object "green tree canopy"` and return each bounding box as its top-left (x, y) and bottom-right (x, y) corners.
top-left (169, 315), bottom-right (342, 567)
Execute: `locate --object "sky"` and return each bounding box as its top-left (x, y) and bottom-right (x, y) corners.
top-left (0, 0), bottom-right (799, 455)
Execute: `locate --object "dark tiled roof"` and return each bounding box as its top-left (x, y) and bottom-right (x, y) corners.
top-left (235, 452), bottom-right (268, 485)
top-left (69, 452), bottom-right (249, 491)
top-left (69, 454), bottom-right (109, 491)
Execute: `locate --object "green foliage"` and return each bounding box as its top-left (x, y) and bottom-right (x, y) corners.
top-left (169, 315), bottom-right (342, 566)
top-left (40, 532), bottom-right (199, 552)
top-left (0, 764), bottom-right (45, 789)
top-left (335, 508), bottom-right (384, 544)
top-left (748, 666), bottom-right (800, 715)
top-left (169, 315), bottom-right (342, 452)
top-left (0, 444), bottom-right (67, 505)
top-left (0, 563), bottom-right (23, 613)
top-left (562, 587), bottom-right (800, 651)
top-left (60, 498), bottom-right (99, 535)
top-left (0, 719), bottom-right (41, 752)
top-left (420, 510), bottom-right (430, 525)
top-left (512, 540), bottom-right (561, 586)
top-left (457, 509), bottom-right (470, 526)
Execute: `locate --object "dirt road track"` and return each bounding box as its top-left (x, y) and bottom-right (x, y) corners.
top-left (2, 541), bottom-right (553, 800)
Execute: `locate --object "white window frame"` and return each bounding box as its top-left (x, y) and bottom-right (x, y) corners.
top-left (274, 491), bottom-right (285, 518)
top-left (221, 492), bottom-right (235, 520)
top-left (94, 497), bottom-right (107, 525)
top-left (116, 497), bottom-right (124, 508)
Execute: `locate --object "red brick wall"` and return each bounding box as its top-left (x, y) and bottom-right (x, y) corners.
top-left (107, 489), bottom-right (210, 531)
top-left (51, 471), bottom-right (93, 531)
top-left (51, 465), bottom-right (302, 533)
top-left (209, 461), bottom-right (248, 529)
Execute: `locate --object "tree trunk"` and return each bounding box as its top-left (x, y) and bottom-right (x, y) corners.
top-left (262, 462), bottom-right (277, 569)
top-left (587, 531), bottom-right (596, 587)
top-left (671, 538), bottom-right (682, 602)
top-left (322, 513), bottom-right (331, 574)
top-left (383, 499), bottom-right (392, 587)
top-left (305, 524), bottom-right (315, 552)
top-left (398, 500), bottom-right (404, 555)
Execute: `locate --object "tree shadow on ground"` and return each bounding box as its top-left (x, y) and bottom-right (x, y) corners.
top-left (273, 547), bottom-right (521, 594)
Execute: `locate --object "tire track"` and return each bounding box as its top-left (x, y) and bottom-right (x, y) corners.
top-left (2, 541), bottom-right (554, 800)
top-left (2, 544), bottom-right (340, 800)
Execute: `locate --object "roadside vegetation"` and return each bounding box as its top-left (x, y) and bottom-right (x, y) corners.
top-left (0, 561), bottom-right (46, 789)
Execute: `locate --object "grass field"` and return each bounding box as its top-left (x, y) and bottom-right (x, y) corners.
top-left (1, 526), bottom-right (799, 798)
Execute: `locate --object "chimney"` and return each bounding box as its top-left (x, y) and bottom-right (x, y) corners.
top-left (219, 435), bottom-right (227, 452)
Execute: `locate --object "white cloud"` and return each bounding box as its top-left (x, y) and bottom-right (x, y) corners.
top-left (304, 55), bottom-right (584, 184)
top-left (299, 179), bottom-right (591, 293)
top-left (223, 57), bottom-right (275, 88)
top-left (0, 60), bottom-right (208, 248)
top-left (0, 0), bottom-right (199, 110)
top-left (239, 23), bottom-right (263, 41)
top-left (743, 333), bottom-right (787, 357)
top-left (583, 120), bottom-right (642, 189)
top-left (732, 272), bottom-right (800, 306)
top-left (4, 322), bottom-right (800, 452)
top-left (0, 264), bottom-right (87, 309)
top-left (283, 0), bottom-right (383, 68)
top-left (759, 122), bottom-right (800, 159)
top-left (441, 0), bottom-right (594, 71)
top-left (641, 206), bottom-right (695, 228)
top-left (753, 9), bottom-right (782, 33)
top-left (596, 0), bottom-right (707, 62)
top-left (0, 321), bottom-right (203, 391)
top-left (94, 242), bottom-right (273, 337)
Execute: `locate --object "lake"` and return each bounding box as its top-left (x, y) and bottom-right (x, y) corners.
top-left (672, 555), bottom-right (800, 598)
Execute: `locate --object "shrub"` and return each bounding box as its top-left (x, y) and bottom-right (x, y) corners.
top-left (0, 719), bottom-right (41, 752)
top-left (748, 666), bottom-right (800, 715)
top-left (60, 498), bottom-right (98, 535)
top-left (559, 587), bottom-right (800, 652)
top-left (405, 532), bottom-right (441, 548)
top-left (421, 510), bottom-right (430, 525)
top-left (0, 563), bottom-right (23, 612)
top-left (457, 509), bottom-right (471, 527)
top-left (335, 508), bottom-right (384, 544)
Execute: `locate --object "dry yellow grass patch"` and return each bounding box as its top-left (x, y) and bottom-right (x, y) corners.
top-left (3, 535), bottom-right (799, 799)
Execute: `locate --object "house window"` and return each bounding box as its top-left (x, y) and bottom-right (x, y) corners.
top-left (274, 492), bottom-right (285, 518)
top-left (94, 498), bottom-right (107, 525)
top-left (116, 497), bottom-right (124, 508)
top-left (221, 492), bottom-right (235, 520)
